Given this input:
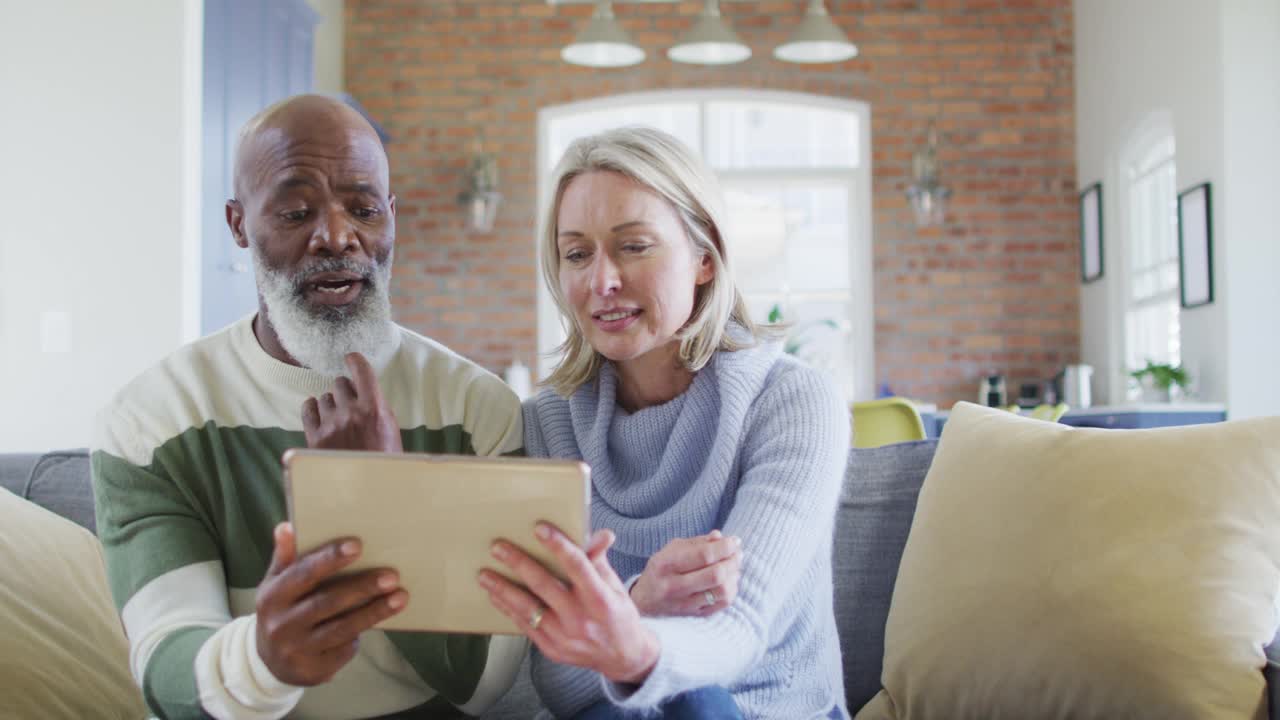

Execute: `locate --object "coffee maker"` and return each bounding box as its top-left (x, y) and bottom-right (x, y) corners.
top-left (978, 374), bottom-right (1008, 407)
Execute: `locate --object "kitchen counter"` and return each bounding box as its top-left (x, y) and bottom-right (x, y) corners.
top-left (923, 402), bottom-right (1227, 436)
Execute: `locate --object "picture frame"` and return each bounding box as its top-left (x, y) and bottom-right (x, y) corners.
top-left (1078, 182), bottom-right (1103, 283)
top-left (1177, 182), bottom-right (1214, 309)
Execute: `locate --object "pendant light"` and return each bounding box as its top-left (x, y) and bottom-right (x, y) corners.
top-left (774, 0), bottom-right (858, 64)
top-left (667, 0), bottom-right (750, 66)
top-left (561, 1), bottom-right (645, 68)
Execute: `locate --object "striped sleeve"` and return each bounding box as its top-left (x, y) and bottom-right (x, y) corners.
top-left (464, 373), bottom-right (524, 457)
top-left (92, 406), bottom-right (303, 720)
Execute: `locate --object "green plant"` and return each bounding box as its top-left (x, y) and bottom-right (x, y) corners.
top-left (1129, 361), bottom-right (1191, 391)
top-left (768, 303), bottom-right (839, 356)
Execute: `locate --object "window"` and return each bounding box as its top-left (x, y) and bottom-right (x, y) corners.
top-left (1124, 133), bottom-right (1180, 377)
top-left (536, 91), bottom-right (873, 401)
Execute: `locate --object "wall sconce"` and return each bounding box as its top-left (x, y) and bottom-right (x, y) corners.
top-left (458, 143), bottom-right (501, 233)
top-left (906, 120), bottom-right (951, 227)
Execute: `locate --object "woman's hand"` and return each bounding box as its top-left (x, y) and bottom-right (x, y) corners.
top-left (479, 524), bottom-right (660, 685)
top-left (301, 352), bottom-right (403, 452)
top-left (630, 531), bottom-right (742, 617)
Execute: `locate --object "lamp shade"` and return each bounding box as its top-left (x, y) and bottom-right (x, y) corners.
top-left (774, 0), bottom-right (857, 64)
top-left (667, 0), bottom-right (750, 65)
top-left (561, 1), bottom-right (645, 68)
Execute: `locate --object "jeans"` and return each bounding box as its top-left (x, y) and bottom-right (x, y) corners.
top-left (572, 686), bottom-right (743, 720)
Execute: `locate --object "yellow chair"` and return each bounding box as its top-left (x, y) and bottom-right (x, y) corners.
top-left (1029, 403), bottom-right (1070, 422)
top-left (851, 398), bottom-right (928, 448)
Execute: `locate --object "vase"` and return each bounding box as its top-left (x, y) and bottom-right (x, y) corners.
top-left (1139, 376), bottom-right (1172, 403)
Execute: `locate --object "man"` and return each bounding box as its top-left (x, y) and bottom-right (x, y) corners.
top-left (91, 94), bottom-right (526, 719)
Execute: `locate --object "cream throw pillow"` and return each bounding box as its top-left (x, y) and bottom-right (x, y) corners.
top-left (858, 402), bottom-right (1280, 720)
top-left (0, 487), bottom-right (147, 719)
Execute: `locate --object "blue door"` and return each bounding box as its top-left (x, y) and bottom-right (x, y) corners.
top-left (201, 0), bottom-right (319, 335)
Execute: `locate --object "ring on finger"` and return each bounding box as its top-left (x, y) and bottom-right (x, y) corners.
top-left (529, 605), bottom-right (546, 631)
top-left (703, 589), bottom-right (716, 607)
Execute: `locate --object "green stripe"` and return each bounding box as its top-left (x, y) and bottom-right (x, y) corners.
top-left (95, 422), bottom-right (484, 601)
top-left (385, 632), bottom-right (490, 706)
top-left (403, 424), bottom-right (478, 455)
top-left (143, 625), bottom-right (216, 720)
top-left (92, 450), bottom-right (223, 608)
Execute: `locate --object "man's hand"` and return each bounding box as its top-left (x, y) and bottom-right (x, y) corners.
top-left (630, 530), bottom-right (742, 617)
top-left (255, 523), bottom-right (408, 686)
top-left (302, 353), bottom-right (402, 452)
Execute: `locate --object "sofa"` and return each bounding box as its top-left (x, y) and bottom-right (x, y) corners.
top-left (3, 437), bottom-right (1279, 719)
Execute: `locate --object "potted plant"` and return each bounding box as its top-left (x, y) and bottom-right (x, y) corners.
top-left (768, 303), bottom-right (842, 363)
top-left (1129, 361), bottom-right (1191, 403)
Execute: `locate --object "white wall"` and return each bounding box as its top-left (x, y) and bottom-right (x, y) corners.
top-left (308, 0), bottom-right (345, 95)
top-left (0, 1), bottom-right (202, 451)
top-left (1075, 0), bottom-right (1280, 417)
top-left (1221, 0), bottom-right (1280, 419)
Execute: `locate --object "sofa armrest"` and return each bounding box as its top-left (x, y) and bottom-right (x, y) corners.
top-left (24, 450), bottom-right (94, 533)
top-left (0, 453), bottom-right (42, 497)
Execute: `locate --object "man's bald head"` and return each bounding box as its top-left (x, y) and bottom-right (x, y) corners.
top-left (232, 94), bottom-right (388, 201)
top-left (224, 93), bottom-right (399, 376)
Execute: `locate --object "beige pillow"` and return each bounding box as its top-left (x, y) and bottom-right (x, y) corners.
top-left (858, 402), bottom-right (1280, 720)
top-left (0, 486), bottom-right (147, 719)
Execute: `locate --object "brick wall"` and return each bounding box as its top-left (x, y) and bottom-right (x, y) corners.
top-left (345, 0), bottom-right (1079, 407)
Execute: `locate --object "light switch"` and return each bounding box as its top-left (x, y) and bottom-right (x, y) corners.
top-left (40, 310), bottom-right (72, 354)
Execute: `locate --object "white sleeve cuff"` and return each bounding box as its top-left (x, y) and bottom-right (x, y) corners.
top-left (599, 620), bottom-right (677, 710)
top-left (195, 614), bottom-right (304, 720)
top-left (599, 612), bottom-right (765, 710)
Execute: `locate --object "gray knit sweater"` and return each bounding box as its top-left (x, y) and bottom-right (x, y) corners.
top-left (522, 339), bottom-right (850, 719)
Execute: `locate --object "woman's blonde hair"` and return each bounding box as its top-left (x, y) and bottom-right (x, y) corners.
top-left (539, 126), bottom-right (774, 397)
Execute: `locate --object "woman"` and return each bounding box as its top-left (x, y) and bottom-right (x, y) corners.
top-left (477, 127), bottom-right (850, 720)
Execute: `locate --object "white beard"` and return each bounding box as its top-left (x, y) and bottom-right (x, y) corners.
top-left (252, 247), bottom-right (399, 377)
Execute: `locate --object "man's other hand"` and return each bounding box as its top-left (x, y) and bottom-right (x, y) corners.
top-left (255, 522), bottom-right (408, 686)
top-left (301, 352), bottom-right (403, 452)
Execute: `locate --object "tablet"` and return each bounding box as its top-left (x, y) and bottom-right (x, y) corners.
top-left (282, 449), bottom-right (591, 635)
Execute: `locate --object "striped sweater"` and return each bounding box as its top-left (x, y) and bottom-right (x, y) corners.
top-left (91, 314), bottom-right (527, 720)
top-left (523, 339), bottom-right (851, 719)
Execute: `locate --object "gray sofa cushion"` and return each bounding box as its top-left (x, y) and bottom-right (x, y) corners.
top-left (0, 453), bottom-right (41, 497)
top-left (23, 450), bottom-right (95, 533)
top-left (834, 439), bottom-right (938, 713)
